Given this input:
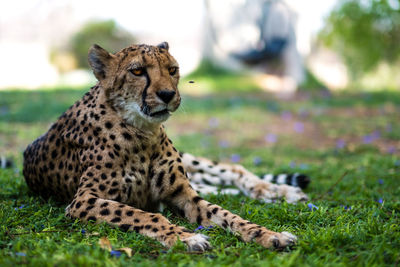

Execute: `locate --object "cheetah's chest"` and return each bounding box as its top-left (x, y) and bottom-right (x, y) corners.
top-left (119, 156), bottom-right (157, 210)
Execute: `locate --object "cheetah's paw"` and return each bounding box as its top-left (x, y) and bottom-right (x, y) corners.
top-left (259, 231), bottom-right (297, 249)
top-left (182, 234), bottom-right (211, 252)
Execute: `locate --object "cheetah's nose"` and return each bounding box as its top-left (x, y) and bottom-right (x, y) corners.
top-left (156, 89), bottom-right (176, 104)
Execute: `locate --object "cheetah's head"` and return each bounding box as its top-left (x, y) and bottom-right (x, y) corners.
top-left (88, 42), bottom-right (181, 128)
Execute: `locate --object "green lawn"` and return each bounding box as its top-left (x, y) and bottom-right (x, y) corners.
top-left (0, 81), bottom-right (399, 266)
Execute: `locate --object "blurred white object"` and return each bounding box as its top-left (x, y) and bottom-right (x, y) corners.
top-left (203, 0), bottom-right (304, 93)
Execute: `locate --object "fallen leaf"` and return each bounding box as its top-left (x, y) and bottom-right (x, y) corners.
top-left (99, 237), bottom-right (112, 251)
top-left (118, 247), bottom-right (133, 257)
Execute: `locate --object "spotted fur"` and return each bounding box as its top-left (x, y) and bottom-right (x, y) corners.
top-left (23, 42), bottom-right (300, 251)
top-left (182, 153), bottom-right (308, 204)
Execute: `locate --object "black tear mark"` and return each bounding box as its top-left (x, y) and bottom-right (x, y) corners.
top-left (141, 70), bottom-right (151, 115)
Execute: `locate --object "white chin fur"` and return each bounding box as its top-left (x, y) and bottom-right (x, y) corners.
top-left (118, 100), bottom-right (170, 128)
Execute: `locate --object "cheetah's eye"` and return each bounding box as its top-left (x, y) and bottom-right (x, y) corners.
top-left (130, 67), bottom-right (145, 76)
top-left (168, 67), bottom-right (178, 76)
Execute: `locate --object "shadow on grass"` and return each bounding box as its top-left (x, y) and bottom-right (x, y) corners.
top-left (1, 86), bottom-right (400, 124)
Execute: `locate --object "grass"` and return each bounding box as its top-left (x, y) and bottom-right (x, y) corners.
top-left (0, 76), bottom-right (399, 266)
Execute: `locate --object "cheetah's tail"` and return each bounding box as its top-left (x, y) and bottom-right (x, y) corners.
top-left (0, 156), bottom-right (14, 169)
top-left (260, 173), bottom-right (310, 189)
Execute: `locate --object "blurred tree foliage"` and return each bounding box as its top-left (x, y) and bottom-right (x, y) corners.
top-left (70, 20), bottom-right (135, 69)
top-left (319, 0), bottom-right (400, 77)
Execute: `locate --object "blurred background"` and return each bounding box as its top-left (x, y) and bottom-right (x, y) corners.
top-left (2, 0), bottom-right (400, 91)
top-left (0, 0), bottom-right (399, 168)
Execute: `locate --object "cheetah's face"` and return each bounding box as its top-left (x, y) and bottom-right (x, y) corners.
top-left (88, 42), bottom-right (181, 127)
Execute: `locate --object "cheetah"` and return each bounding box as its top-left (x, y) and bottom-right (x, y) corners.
top-left (23, 42), bottom-right (307, 251)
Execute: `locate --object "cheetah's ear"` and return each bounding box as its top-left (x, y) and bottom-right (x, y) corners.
top-left (157, 42), bottom-right (169, 51)
top-left (88, 44), bottom-right (114, 81)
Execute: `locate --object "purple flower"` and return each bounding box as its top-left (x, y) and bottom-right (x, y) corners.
top-left (363, 131), bottom-right (380, 144)
top-left (248, 211), bottom-right (251, 214)
top-left (110, 250), bottom-right (122, 257)
top-left (195, 225), bottom-right (204, 231)
top-left (265, 133), bottom-right (277, 143)
top-left (307, 203), bottom-right (318, 211)
top-left (231, 154), bottom-right (241, 163)
top-left (342, 205), bottom-right (352, 210)
top-left (378, 179), bottom-right (384, 185)
top-left (15, 252), bottom-right (26, 257)
top-left (293, 122), bottom-right (304, 133)
top-left (253, 157), bottom-right (262, 166)
top-left (208, 117), bottom-right (219, 128)
top-left (378, 198), bottom-right (383, 204)
top-left (218, 140), bottom-right (229, 148)
top-left (81, 229), bottom-right (86, 234)
top-left (387, 146), bottom-right (396, 154)
top-left (281, 111), bottom-right (292, 120)
top-left (195, 225), bottom-right (213, 231)
top-left (14, 205), bottom-right (25, 211)
top-left (362, 135), bottom-right (375, 144)
top-left (336, 139), bottom-right (346, 149)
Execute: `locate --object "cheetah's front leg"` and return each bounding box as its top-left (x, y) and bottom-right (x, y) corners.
top-left (164, 182), bottom-right (297, 249)
top-left (156, 161), bottom-right (297, 250)
top-left (66, 172), bottom-right (210, 251)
